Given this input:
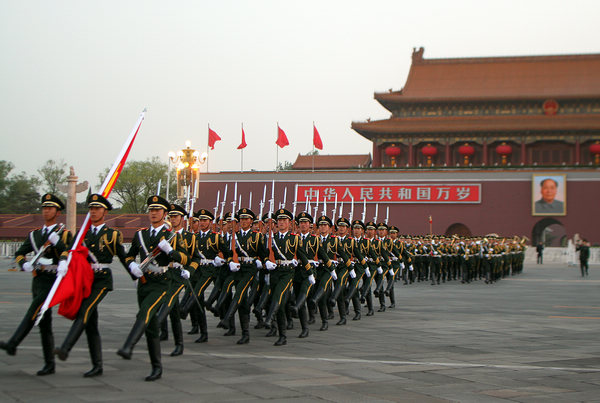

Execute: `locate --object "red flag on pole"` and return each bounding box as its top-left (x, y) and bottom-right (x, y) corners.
top-left (313, 124), bottom-right (323, 150)
top-left (237, 128), bottom-right (247, 149)
top-left (276, 125), bottom-right (289, 148)
top-left (428, 215), bottom-right (433, 224)
top-left (208, 128), bottom-right (221, 149)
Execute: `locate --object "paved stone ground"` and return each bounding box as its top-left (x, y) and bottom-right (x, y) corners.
top-left (1, 260), bottom-right (599, 402)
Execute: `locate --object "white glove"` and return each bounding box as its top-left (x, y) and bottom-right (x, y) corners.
top-left (38, 257), bottom-right (53, 265)
top-left (377, 266), bottom-right (383, 274)
top-left (213, 256), bottom-right (225, 266)
top-left (57, 260), bottom-right (68, 276)
top-left (409, 265), bottom-right (414, 271)
top-left (308, 274), bottom-right (316, 285)
top-left (291, 259), bottom-right (298, 267)
top-left (180, 269), bottom-right (190, 279)
top-left (47, 232), bottom-right (60, 246)
top-left (22, 261), bottom-right (34, 272)
top-left (158, 239), bottom-right (173, 254)
top-left (265, 261), bottom-right (277, 271)
top-left (349, 269), bottom-right (356, 278)
top-left (365, 268), bottom-right (371, 277)
top-left (129, 262), bottom-right (143, 278)
top-left (400, 262), bottom-right (405, 269)
top-left (330, 270), bottom-right (338, 281)
top-left (388, 268), bottom-right (395, 276)
top-left (229, 262), bottom-right (240, 272)
top-left (264, 273), bottom-right (270, 285)
top-left (309, 260), bottom-right (319, 267)
top-left (255, 260), bottom-right (263, 269)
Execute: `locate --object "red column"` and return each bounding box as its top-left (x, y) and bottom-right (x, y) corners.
top-left (482, 140), bottom-right (488, 165)
top-left (373, 142), bottom-right (381, 168)
top-left (408, 142), bottom-right (414, 167)
top-left (445, 142), bottom-right (451, 166)
top-left (575, 139), bottom-right (580, 165)
top-left (521, 141), bottom-right (526, 165)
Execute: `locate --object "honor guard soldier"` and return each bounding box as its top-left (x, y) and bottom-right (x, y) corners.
top-left (179, 208), bottom-right (227, 343)
top-left (219, 208), bottom-right (268, 344)
top-left (289, 211), bottom-right (323, 338)
top-left (156, 203), bottom-right (199, 357)
top-left (330, 217), bottom-right (358, 325)
top-left (1, 194), bottom-right (72, 376)
top-left (54, 194), bottom-right (128, 377)
top-left (263, 209), bottom-right (310, 346)
top-left (337, 217), bottom-right (367, 321)
top-left (117, 195), bottom-right (189, 381)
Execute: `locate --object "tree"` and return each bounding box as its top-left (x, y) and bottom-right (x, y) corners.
top-left (37, 159), bottom-right (68, 196)
top-left (0, 161), bottom-right (41, 213)
top-left (99, 157), bottom-right (174, 213)
top-left (277, 161), bottom-right (293, 171)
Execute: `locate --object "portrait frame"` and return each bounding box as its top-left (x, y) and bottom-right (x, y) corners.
top-left (531, 174), bottom-right (567, 216)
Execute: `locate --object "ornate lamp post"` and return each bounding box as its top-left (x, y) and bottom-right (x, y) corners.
top-left (167, 141), bottom-right (207, 201)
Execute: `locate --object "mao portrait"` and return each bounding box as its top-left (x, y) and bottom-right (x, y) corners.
top-left (532, 174), bottom-right (566, 216)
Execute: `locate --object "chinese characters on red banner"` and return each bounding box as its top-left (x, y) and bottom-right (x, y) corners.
top-left (297, 184), bottom-right (481, 203)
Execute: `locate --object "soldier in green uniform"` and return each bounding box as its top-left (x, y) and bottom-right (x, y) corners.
top-left (337, 217), bottom-right (367, 321)
top-left (156, 203), bottom-right (199, 356)
top-left (117, 195), bottom-right (189, 381)
top-left (53, 194), bottom-right (128, 377)
top-left (263, 209), bottom-right (310, 346)
top-left (179, 208), bottom-right (228, 343)
top-left (331, 217), bottom-right (359, 325)
top-left (219, 208), bottom-right (268, 344)
top-left (360, 221), bottom-right (381, 316)
top-left (289, 211), bottom-right (323, 338)
top-left (1, 194), bottom-right (72, 376)
top-left (372, 223), bottom-right (391, 312)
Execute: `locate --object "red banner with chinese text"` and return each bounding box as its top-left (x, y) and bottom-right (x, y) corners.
top-left (297, 184), bottom-right (481, 204)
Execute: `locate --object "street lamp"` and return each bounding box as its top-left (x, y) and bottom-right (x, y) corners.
top-left (166, 141), bottom-right (207, 201)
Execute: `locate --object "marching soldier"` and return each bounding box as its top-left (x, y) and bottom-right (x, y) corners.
top-left (179, 208), bottom-right (228, 343)
top-left (219, 208), bottom-right (267, 344)
top-left (337, 217), bottom-right (367, 321)
top-left (117, 195), bottom-right (189, 381)
top-left (156, 203), bottom-right (199, 357)
top-left (263, 208), bottom-right (310, 346)
top-left (54, 194), bottom-right (128, 377)
top-left (1, 194), bottom-right (72, 376)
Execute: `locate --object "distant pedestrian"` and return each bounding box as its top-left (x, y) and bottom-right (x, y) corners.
top-left (536, 242), bottom-right (544, 264)
top-left (576, 239), bottom-right (590, 277)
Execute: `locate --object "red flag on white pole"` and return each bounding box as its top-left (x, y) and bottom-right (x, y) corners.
top-left (313, 124), bottom-right (323, 150)
top-left (238, 128), bottom-right (247, 149)
top-left (208, 127), bottom-right (221, 149)
top-left (276, 125), bottom-right (289, 148)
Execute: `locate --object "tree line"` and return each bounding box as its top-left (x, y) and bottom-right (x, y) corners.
top-left (0, 158), bottom-right (175, 214)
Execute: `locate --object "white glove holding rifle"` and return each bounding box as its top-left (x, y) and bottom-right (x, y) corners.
top-left (229, 262), bottom-right (240, 272)
top-left (47, 232), bottom-right (60, 246)
top-left (129, 262), bottom-right (143, 278)
top-left (213, 256), bottom-right (225, 266)
top-left (180, 269), bottom-right (190, 279)
top-left (158, 239), bottom-right (173, 254)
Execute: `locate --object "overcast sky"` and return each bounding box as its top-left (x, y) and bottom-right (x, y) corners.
top-left (1, 0), bottom-right (598, 196)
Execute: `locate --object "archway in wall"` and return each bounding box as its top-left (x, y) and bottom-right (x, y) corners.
top-left (445, 223), bottom-right (472, 237)
top-left (531, 218), bottom-right (566, 247)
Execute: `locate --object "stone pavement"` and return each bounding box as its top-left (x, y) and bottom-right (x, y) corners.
top-left (1, 260), bottom-right (599, 402)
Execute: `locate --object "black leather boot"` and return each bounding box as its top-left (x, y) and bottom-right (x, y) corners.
top-left (237, 314), bottom-right (250, 345)
top-left (37, 330), bottom-right (55, 376)
top-left (223, 316), bottom-right (236, 336)
top-left (195, 305), bottom-right (208, 343)
top-left (55, 317), bottom-right (85, 361)
top-left (274, 318), bottom-right (287, 346)
top-left (298, 306), bottom-right (309, 338)
top-left (170, 318), bottom-right (184, 357)
top-left (159, 317), bottom-right (168, 341)
top-left (144, 337), bottom-right (162, 382)
top-left (83, 328), bottom-right (103, 377)
top-left (265, 320), bottom-right (277, 337)
top-left (319, 321), bottom-right (328, 331)
top-left (117, 317), bottom-right (146, 359)
top-left (0, 314), bottom-right (35, 356)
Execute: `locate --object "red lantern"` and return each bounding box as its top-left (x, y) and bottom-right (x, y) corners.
top-left (421, 144), bottom-right (437, 166)
top-left (458, 143), bottom-right (474, 165)
top-left (590, 141), bottom-right (600, 165)
top-left (495, 142), bottom-right (512, 165)
top-left (385, 144), bottom-right (401, 167)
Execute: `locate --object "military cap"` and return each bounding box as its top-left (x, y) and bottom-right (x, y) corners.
top-left (317, 215), bottom-right (333, 226)
top-left (168, 203), bottom-right (188, 217)
top-left (276, 208), bottom-right (293, 220)
top-left (389, 226), bottom-right (399, 233)
top-left (194, 208), bottom-right (214, 221)
top-left (336, 217), bottom-right (350, 227)
top-left (352, 219), bottom-right (365, 230)
top-left (147, 195), bottom-right (170, 211)
top-left (237, 208), bottom-right (256, 220)
top-left (223, 212), bottom-right (234, 221)
top-left (296, 211), bottom-right (313, 223)
top-left (365, 221), bottom-right (377, 230)
top-left (377, 222), bottom-right (388, 230)
top-left (41, 193), bottom-right (65, 210)
top-left (87, 193), bottom-right (112, 210)
top-left (262, 212), bottom-right (274, 223)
